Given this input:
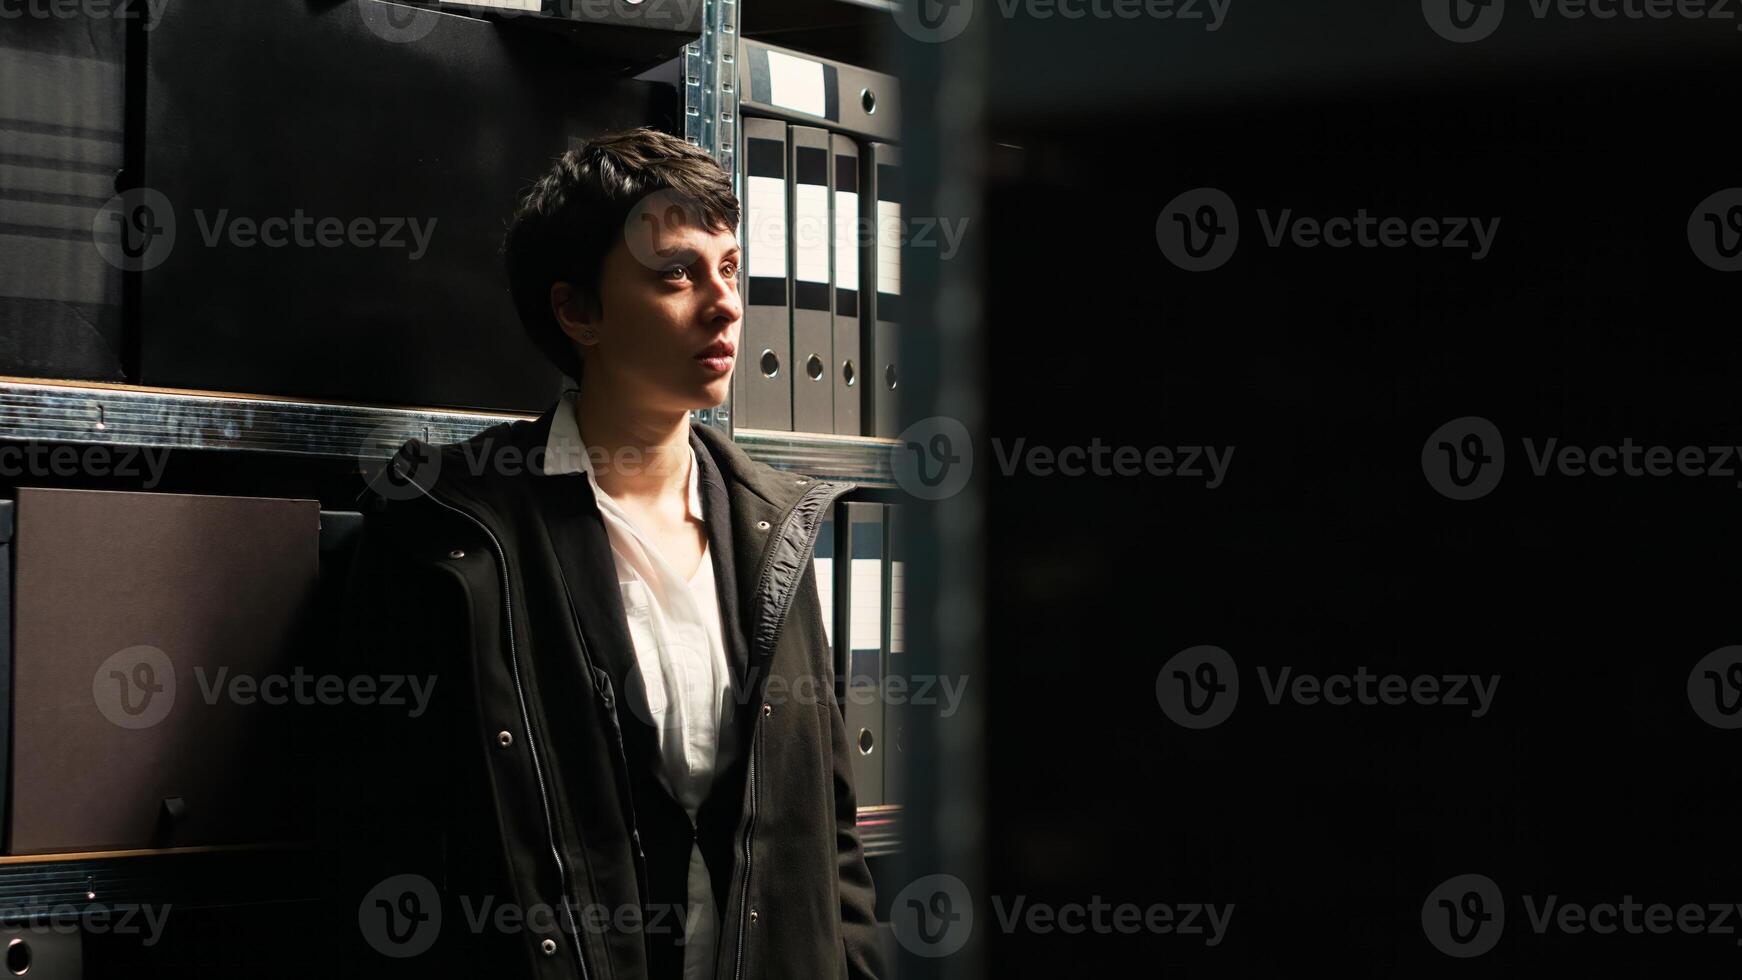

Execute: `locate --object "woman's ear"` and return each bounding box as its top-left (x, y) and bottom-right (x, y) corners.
top-left (550, 282), bottom-right (600, 346)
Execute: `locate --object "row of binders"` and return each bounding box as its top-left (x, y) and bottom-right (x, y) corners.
top-left (816, 502), bottom-right (908, 808)
top-left (735, 39), bottom-right (904, 438)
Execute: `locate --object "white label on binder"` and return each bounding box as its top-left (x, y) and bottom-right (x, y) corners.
top-left (795, 183), bottom-right (830, 285)
top-left (442, 0), bottom-right (540, 9)
top-left (877, 200), bottom-right (902, 297)
top-left (746, 175), bottom-right (787, 279)
top-left (834, 190), bottom-right (860, 292)
top-left (815, 556), bottom-right (834, 647)
top-left (850, 558), bottom-right (882, 653)
top-left (766, 50), bottom-right (828, 119)
top-left (889, 560), bottom-right (905, 654)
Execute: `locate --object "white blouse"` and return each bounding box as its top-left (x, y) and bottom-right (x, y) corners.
top-left (540, 388), bottom-right (737, 980)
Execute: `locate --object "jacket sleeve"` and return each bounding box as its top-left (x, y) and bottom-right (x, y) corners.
top-left (333, 501), bottom-right (458, 881)
top-left (828, 656), bottom-right (887, 980)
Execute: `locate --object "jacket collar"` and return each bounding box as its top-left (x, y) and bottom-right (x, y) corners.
top-left (419, 396), bottom-right (814, 688)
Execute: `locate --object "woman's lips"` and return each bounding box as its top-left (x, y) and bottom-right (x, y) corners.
top-left (696, 342), bottom-right (734, 374)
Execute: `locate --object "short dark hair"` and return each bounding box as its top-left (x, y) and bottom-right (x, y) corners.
top-left (504, 127), bottom-right (741, 380)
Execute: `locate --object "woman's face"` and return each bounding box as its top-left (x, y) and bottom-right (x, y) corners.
top-left (574, 218), bottom-right (743, 416)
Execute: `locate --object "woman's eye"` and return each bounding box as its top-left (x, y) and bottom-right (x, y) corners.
top-left (663, 265), bottom-right (690, 281)
top-left (721, 263), bottom-right (738, 279)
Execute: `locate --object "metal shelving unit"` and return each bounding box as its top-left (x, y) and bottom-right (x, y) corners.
top-left (0, 0), bottom-right (904, 922)
top-left (0, 377), bottom-right (899, 489)
top-left (0, 0), bottom-right (902, 489)
top-left (684, 0), bottom-right (738, 435)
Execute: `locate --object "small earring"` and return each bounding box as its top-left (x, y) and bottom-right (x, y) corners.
top-left (580, 329), bottom-right (597, 343)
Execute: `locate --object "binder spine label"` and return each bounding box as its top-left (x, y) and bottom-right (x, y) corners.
top-left (766, 49), bottom-right (826, 119)
top-left (834, 156), bottom-right (860, 316)
top-left (876, 161), bottom-right (902, 321)
top-left (794, 146), bottom-right (831, 312)
top-left (745, 136), bottom-right (787, 307)
top-left (750, 46), bottom-right (842, 123)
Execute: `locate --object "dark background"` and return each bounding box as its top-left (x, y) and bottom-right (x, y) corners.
top-left (944, 4), bottom-right (1742, 974)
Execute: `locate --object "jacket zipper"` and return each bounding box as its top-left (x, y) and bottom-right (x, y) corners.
top-left (732, 480), bottom-right (855, 980)
top-left (418, 485), bottom-right (592, 980)
top-left (580, 623), bottom-right (653, 924)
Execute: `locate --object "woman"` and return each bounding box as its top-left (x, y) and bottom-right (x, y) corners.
top-left (348, 128), bottom-right (883, 980)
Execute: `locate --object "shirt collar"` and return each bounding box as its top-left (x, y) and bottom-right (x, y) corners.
top-left (541, 388), bottom-right (704, 522)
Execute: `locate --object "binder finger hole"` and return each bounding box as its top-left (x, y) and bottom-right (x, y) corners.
top-left (842, 360), bottom-right (857, 387)
top-left (7, 938), bottom-right (30, 976)
top-left (857, 728), bottom-right (875, 756)
top-left (884, 363), bottom-right (898, 391)
top-left (861, 88), bottom-right (877, 116)
top-left (760, 349), bottom-right (781, 378)
top-left (806, 355), bottom-right (825, 381)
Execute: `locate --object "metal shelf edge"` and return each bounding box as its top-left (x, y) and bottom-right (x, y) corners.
top-left (0, 379), bottom-right (899, 487)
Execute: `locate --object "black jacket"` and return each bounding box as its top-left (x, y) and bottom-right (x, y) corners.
top-left (341, 397), bottom-right (883, 980)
